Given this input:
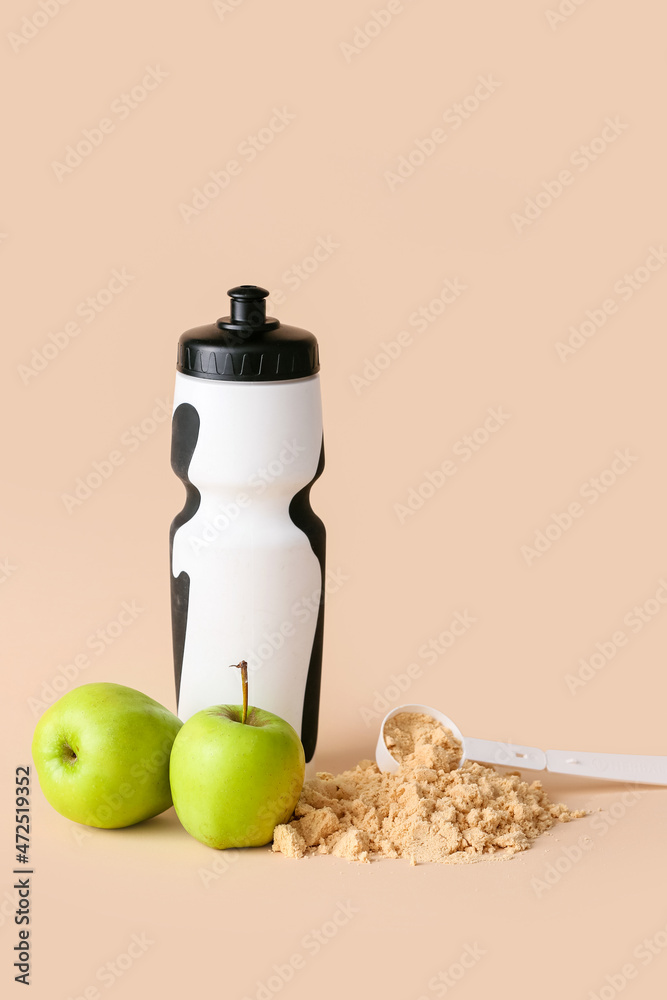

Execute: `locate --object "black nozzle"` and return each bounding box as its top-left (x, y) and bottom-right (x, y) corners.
top-left (218, 285), bottom-right (279, 334)
top-left (229, 285), bottom-right (267, 326)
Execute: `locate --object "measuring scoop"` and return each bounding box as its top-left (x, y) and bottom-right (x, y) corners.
top-left (375, 703), bottom-right (667, 785)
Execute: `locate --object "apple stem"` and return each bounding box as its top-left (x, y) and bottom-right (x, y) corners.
top-left (230, 660), bottom-right (249, 724)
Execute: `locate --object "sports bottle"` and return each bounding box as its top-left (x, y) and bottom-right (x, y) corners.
top-left (170, 285), bottom-right (325, 761)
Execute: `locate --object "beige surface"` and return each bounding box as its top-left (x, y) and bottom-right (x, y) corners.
top-left (3, 1), bottom-right (667, 997)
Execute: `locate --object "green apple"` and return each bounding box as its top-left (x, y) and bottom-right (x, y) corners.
top-left (169, 661), bottom-right (305, 849)
top-left (32, 682), bottom-right (182, 828)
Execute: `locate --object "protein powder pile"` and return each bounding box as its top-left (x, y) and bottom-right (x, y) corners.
top-left (272, 711), bottom-right (584, 864)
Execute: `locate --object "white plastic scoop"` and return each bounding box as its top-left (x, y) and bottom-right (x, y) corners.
top-left (376, 703), bottom-right (667, 785)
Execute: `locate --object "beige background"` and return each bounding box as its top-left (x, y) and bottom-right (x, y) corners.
top-left (3, 0), bottom-right (667, 997)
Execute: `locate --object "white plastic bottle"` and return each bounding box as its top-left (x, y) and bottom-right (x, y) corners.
top-left (170, 286), bottom-right (325, 761)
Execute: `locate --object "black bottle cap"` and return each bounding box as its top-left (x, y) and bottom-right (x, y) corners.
top-left (176, 285), bottom-right (320, 382)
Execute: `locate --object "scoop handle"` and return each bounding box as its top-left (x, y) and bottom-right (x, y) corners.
top-left (545, 749), bottom-right (667, 785)
top-left (464, 737), bottom-right (546, 771)
top-left (464, 741), bottom-right (667, 784)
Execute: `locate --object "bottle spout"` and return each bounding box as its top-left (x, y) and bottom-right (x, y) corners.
top-left (226, 285), bottom-right (272, 331)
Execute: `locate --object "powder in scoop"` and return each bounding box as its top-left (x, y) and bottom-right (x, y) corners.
top-left (272, 712), bottom-right (584, 864)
